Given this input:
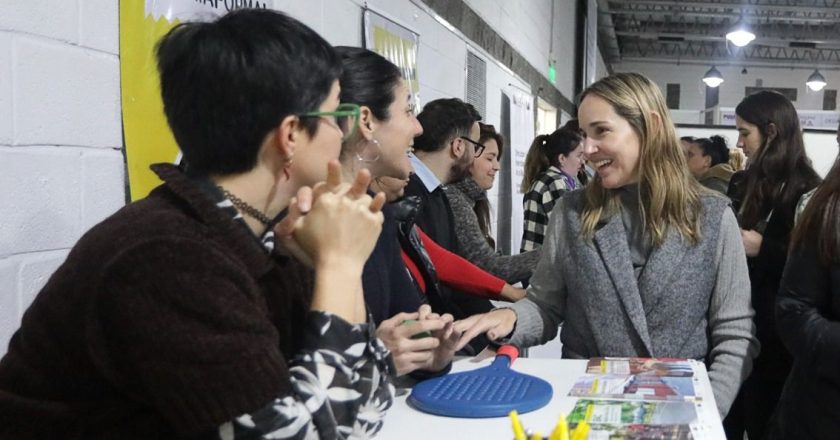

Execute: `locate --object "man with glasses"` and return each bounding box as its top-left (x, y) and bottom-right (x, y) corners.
top-left (405, 98), bottom-right (490, 351)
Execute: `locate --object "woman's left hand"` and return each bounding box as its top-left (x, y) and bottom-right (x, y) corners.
top-left (741, 229), bottom-right (763, 257)
top-left (418, 305), bottom-right (460, 373)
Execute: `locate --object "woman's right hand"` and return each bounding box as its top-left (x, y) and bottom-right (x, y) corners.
top-left (276, 161), bottom-right (386, 270)
top-left (453, 308), bottom-right (517, 352)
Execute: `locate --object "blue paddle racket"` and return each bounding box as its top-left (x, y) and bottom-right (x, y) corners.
top-left (408, 345), bottom-right (553, 418)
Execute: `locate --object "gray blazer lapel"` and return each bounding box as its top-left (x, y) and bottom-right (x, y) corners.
top-left (638, 229), bottom-right (689, 314)
top-left (593, 216), bottom-right (654, 353)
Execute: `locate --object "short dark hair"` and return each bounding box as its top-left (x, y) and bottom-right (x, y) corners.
top-left (413, 98), bottom-right (482, 153)
top-left (335, 46), bottom-right (402, 121)
top-left (155, 9), bottom-right (341, 176)
top-left (692, 135), bottom-right (728, 167)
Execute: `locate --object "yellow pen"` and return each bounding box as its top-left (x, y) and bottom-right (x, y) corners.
top-left (529, 431), bottom-right (543, 440)
top-left (509, 410), bottom-right (527, 440)
top-left (548, 412), bottom-right (570, 440)
top-left (571, 421), bottom-right (590, 440)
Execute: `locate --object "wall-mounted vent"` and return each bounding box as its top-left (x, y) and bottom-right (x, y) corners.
top-left (465, 51), bottom-right (487, 119)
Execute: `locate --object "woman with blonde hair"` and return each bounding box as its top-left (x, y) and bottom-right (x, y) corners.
top-left (729, 147), bottom-right (746, 171)
top-left (455, 72), bottom-right (758, 418)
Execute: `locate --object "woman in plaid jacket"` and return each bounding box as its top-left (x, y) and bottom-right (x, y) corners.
top-left (520, 125), bottom-right (585, 252)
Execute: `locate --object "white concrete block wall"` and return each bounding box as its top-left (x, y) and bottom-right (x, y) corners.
top-left (0, 0), bottom-right (123, 354)
top-left (465, 0), bottom-right (578, 100)
top-left (0, 0), bottom-right (576, 354)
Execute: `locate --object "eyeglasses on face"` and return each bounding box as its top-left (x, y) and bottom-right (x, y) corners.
top-left (459, 136), bottom-right (486, 157)
top-left (299, 103), bottom-right (361, 141)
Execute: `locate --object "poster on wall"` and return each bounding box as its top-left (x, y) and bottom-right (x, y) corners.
top-left (120, 0), bottom-right (272, 201)
top-left (363, 9), bottom-right (421, 108)
top-left (508, 90), bottom-right (535, 254)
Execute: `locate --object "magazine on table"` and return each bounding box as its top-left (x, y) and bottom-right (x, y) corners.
top-left (565, 399), bottom-right (712, 440)
top-left (585, 357), bottom-right (697, 377)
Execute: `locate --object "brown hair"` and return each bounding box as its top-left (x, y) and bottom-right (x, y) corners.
top-left (791, 157), bottom-right (840, 264)
top-left (474, 123), bottom-right (503, 248)
top-left (734, 91), bottom-right (821, 230)
top-left (520, 127), bottom-right (583, 192)
top-left (579, 73), bottom-right (702, 246)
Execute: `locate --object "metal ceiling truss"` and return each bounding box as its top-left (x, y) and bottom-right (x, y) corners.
top-left (599, 0), bottom-right (840, 68)
top-left (621, 39), bottom-right (840, 64)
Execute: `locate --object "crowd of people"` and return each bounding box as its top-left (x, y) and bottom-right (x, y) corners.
top-left (0, 8), bottom-right (838, 440)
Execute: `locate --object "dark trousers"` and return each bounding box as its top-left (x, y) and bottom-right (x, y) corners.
top-left (723, 375), bottom-right (786, 440)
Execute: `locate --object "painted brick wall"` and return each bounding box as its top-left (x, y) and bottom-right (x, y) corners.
top-left (0, 0), bottom-right (578, 355)
top-left (0, 0), bottom-right (123, 353)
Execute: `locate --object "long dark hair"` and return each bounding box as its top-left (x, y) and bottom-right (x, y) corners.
top-left (791, 157), bottom-right (840, 264)
top-left (734, 91), bottom-right (821, 229)
top-left (473, 123), bottom-right (505, 248)
top-left (335, 46), bottom-right (401, 120)
top-left (520, 125), bottom-right (583, 192)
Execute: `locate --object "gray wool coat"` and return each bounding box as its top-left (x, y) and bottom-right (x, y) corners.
top-left (507, 188), bottom-right (759, 417)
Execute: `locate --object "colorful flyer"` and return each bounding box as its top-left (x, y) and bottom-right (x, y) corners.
top-left (586, 357), bottom-right (696, 377)
top-left (568, 374), bottom-right (697, 400)
top-left (568, 399), bottom-right (699, 425)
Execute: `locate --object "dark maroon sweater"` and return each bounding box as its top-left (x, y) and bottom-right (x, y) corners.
top-left (0, 164), bottom-right (314, 438)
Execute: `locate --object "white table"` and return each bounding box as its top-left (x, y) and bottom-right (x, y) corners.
top-left (379, 357), bottom-right (726, 439)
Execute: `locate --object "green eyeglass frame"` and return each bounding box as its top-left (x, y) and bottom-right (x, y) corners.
top-left (299, 103), bottom-right (361, 141)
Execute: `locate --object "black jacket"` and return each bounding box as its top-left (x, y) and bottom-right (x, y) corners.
top-left (728, 171), bottom-right (805, 380)
top-left (768, 238), bottom-right (840, 439)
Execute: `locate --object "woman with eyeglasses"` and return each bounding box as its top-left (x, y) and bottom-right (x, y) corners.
top-left (0, 11), bottom-right (395, 438)
top-left (723, 90), bottom-right (822, 440)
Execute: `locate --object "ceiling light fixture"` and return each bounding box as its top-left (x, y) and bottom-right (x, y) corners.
top-left (726, 18), bottom-right (756, 47)
top-left (702, 66), bottom-right (724, 88)
top-left (806, 69), bottom-right (827, 91)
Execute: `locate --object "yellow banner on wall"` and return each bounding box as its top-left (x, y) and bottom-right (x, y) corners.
top-left (119, 0), bottom-right (270, 201)
top-left (363, 10), bottom-right (421, 107)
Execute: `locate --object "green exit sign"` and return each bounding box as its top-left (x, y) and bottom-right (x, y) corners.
top-left (548, 64), bottom-right (556, 85)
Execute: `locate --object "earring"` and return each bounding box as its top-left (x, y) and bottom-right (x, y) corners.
top-left (282, 155), bottom-right (293, 181)
top-left (356, 138), bottom-right (382, 163)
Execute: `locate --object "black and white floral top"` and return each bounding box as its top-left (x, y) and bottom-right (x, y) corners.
top-left (212, 189), bottom-right (396, 439)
